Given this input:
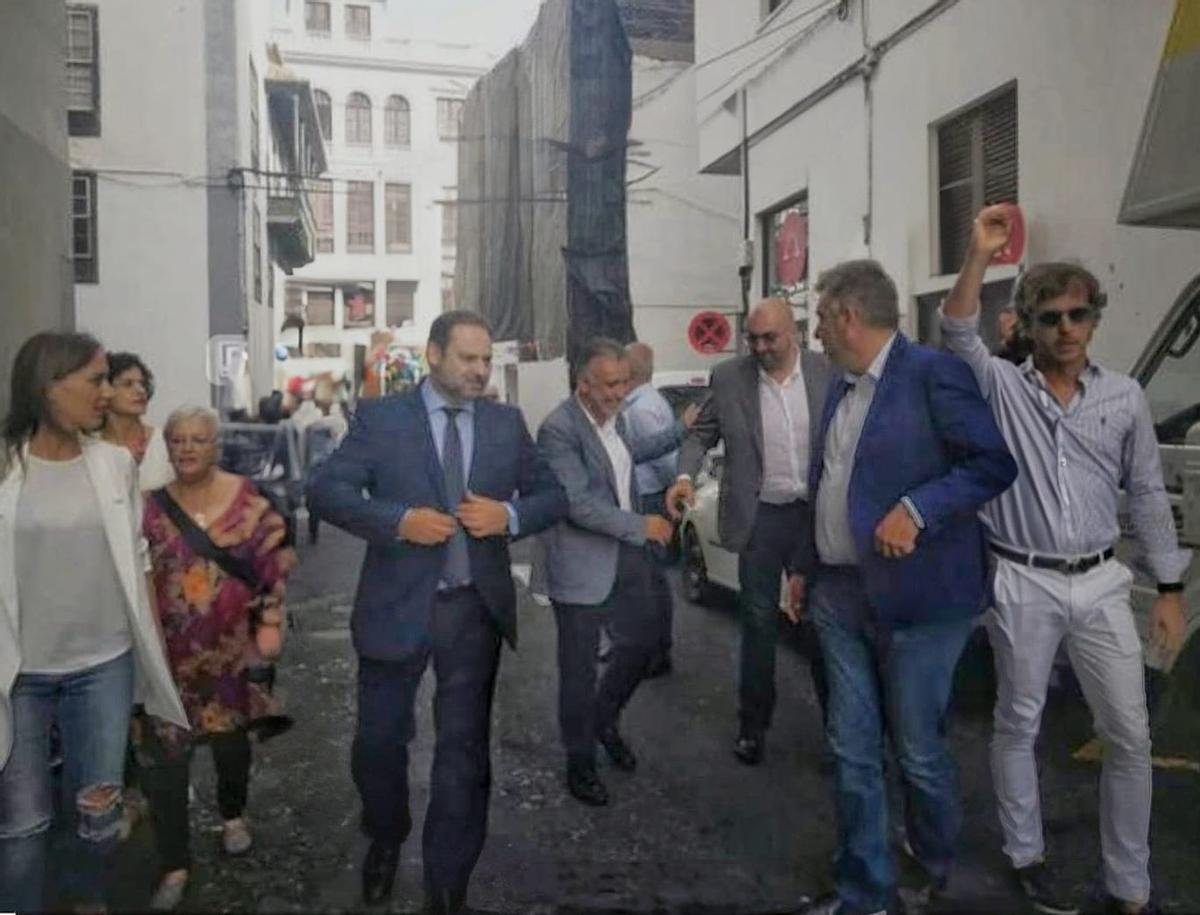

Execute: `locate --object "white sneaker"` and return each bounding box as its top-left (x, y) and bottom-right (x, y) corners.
top-left (149, 871), bottom-right (188, 911)
top-left (222, 817), bottom-right (253, 855)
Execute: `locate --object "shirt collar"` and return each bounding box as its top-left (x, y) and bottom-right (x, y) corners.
top-left (844, 333), bottom-right (897, 385)
top-left (1020, 356), bottom-right (1102, 387)
top-left (624, 381), bottom-right (654, 406)
top-left (758, 351), bottom-right (803, 386)
top-left (421, 379), bottom-right (475, 417)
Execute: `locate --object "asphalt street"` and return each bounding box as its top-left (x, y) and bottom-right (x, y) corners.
top-left (104, 525), bottom-right (1200, 914)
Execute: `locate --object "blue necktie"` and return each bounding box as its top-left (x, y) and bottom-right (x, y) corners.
top-left (441, 407), bottom-right (471, 586)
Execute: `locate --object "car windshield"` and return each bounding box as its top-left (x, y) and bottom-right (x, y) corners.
top-left (658, 384), bottom-right (709, 420)
top-left (1137, 275), bottom-right (1200, 444)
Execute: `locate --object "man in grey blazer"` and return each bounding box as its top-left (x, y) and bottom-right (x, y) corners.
top-left (667, 298), bottom-right (833, 765)
top-left (538, 338), bottom-right (696, 806)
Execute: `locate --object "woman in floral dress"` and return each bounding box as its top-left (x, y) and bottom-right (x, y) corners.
top-left (138, 406), bottom-right (296, 911)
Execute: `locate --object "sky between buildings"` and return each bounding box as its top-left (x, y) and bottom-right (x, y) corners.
top-left (403, 0), bottom-right (545, 57)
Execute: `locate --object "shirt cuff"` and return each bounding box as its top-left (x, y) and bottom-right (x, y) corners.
top-left (900, 496), bottom-right (927, 531)
top-left (505, 502), bottom-right (520, 536)
top-left (938, 304), bottom-right (983, 333)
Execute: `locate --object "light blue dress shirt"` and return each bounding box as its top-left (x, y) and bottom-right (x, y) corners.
top-left (622, 382), bottom-right (679, 496)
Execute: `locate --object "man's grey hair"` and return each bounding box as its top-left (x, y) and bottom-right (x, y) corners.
top-left (814, 259), bottom-right (900, 330)
top-left (163, 405), bottom-right (221, 441)
top-left (576, 337), bottom-right (627, 381)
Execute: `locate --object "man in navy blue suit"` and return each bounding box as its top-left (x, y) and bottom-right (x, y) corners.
top-left (307, 311), bottom-right (567, 914)
top-left (789, 261), bottom-right (1017, 915)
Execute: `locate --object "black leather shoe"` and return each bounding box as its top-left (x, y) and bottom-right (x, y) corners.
top-left (566, 763), bottom-right (609, 806)
top-left (598, 727), bottom-right (637, 771)
top-left (733, 732), bottom-right (764, 765)
top-left (1012, 862), bottom-right (1079, 915)
top-left (424, 886), bottom-right (468, 914)
top-left (795, 891), bottom-right (896, 915)
top-left (362, 840), bottom-right (401, 905)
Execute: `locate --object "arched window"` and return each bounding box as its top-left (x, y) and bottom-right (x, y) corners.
top-left (346, 91), bottom-right (372, 145)
top-left (384, 95), bottom-right (410, 148)
top-left (313, 89), bottom-right (332, 142)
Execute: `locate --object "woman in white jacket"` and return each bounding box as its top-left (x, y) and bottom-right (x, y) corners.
top-left (0, 332), bottom-right (187, 913)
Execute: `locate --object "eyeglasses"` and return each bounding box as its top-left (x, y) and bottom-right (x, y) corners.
top-left (167, 435), bottom-right (215, 449)
top-left (744, 331), bottom-right (779, 346)
top-left (1034, 306), bottom-right (1096, 328)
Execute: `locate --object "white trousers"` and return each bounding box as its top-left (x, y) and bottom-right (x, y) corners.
top-left (986, 556), bottom-right (1152, 905)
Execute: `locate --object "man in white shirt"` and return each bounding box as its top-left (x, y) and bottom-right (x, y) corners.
top-left (537, 339), bottom-right (693, 806)
top-left (668, 299), bottom-right (833, 764)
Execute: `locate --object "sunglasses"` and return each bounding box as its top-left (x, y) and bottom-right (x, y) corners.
top-left (1034, 306), bottom-right (1096, 328)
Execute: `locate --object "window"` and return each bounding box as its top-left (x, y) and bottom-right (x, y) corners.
top-left (305, 0), bottom-right (330, 34)
top-left (384, 96), bottom-right (411, 148)
top-left (66, 6), bottom-right (99, 135)
top-left (936, 84), bottom-right (1018, 275)
top-left (252, 204), bottom-right (263, 302)
top-left (343, 283), bottom-right (375, 328)
top-left (386, 280), bottom-right (417, 325)
top-left (441, 198), bottom-right (457, 248)
top-left (347, 180), bottom-right (375, 252)
top-left (286, 282), bottom-right (336, 324)
top-left (72, 171), bottom-right (98, 284)
top-left (385, 183), bottom-right (412, 253)
top-left (312, 178), bottom-right (334, 253)
top-left (441, 274), bottom-right (456, 311)
top-left (249, 58), bottom-right (260, 170)
top-left (916, 279), bottom-right (1014, 351)
top-left (437, 98), bottom-right (464, 141)
top-left (345, 4), bottom-right (371, 39)
top-left (313, 89), bottom-right (331, 143)
top-left (346, 92), bottom-right (372, 145)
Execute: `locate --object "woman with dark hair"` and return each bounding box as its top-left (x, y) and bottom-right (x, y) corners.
top-left (103, 351), bottom-right (173, 491)
top-left (0, 332), bottom-right (187, 913)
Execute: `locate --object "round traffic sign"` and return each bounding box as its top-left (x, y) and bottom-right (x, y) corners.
top-left (991, 202), bottom-right (1026, 265)
top-left (775, 210), bottom-right (809, 286)
top-left (688, 311), bottom-right (732, 354)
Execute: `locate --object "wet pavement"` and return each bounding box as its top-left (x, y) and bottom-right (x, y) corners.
top-left (103, 525), bottom-right (1200, 914)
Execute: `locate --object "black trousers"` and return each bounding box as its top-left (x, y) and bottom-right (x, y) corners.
top-left (352, 587), bottom-right (501, 894)
top-left (737, 500), bottom-right (828, 737)
top-left (640, 490), bottom-right (675, 658)
top-left (140, 729), bottom-right (251, 872)
top-left (553, 543), bottom-right (658, 768)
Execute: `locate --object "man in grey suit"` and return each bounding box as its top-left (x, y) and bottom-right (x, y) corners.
top-left (668, 298), bottom-right (833, 765)
top-left (538, 338), bottom-right (696, 806)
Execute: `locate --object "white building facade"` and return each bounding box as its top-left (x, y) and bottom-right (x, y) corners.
top-left (268, 0), bottom-right (490, 384)
top-left (66, 0), bottom-right (325, 420)
top-left (694, 0), bottom-right (1200, 372)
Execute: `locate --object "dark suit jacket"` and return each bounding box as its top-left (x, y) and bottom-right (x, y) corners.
top-left (306, 386), bottom-right (567, 659)
top-left (677, 351), bottom-right (833, 555)
top-left (537, 397), bottom-right (684, 605)
top-left (808, 334), bottom-right (1017, 626)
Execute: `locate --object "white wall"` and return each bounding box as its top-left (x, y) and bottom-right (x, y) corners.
top-left (70, 0), bottom-right (212, 422)
top-left (268, 0), bottom-right (488, 383)
top-left (696, 0), bottom-right (1200, 372)
top-left (627, 58), bottom-right (742, 372)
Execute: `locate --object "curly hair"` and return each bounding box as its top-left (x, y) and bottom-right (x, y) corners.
top-left (1011, 262), bottom-right (1107, 332)
top-left (106, 351), bottom-right (156, 399)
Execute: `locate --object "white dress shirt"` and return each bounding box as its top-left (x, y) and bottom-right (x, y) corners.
top-left (816, 334), bottom-right (897, 566)
top-left (580, 398), bottom-right (633, 512)
top-left (758, 353), bottom-right (811, 504)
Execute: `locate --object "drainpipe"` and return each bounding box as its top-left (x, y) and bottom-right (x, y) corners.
top-left (737, 87), bottom-right (752, 354)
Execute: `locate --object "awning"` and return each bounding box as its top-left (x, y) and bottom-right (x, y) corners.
top-left (1120, 0), bottom-right (1200, 229)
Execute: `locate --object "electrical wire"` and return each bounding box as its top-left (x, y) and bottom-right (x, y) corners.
top-left (693, 0), bottom-right (839, 72)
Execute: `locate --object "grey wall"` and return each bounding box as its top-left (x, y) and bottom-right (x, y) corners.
top-left (0, 0), bottom-right (73, 419)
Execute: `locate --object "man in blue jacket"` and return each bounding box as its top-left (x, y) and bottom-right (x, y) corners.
top-left (307, 311), bottom-right (567, 914)
top-left (791, 261), bottom-right (1017, 915)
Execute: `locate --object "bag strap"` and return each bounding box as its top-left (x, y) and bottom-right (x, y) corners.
top-left (152, 488), bottom-right (263, 592)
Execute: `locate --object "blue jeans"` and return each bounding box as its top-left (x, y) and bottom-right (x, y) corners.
top-left (811, 569), bottom-right (973, 915)
top-left (0, 650), bottom-right (134, 913)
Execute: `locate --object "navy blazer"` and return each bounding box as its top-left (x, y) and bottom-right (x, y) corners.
top-left (306, 386), bottom-right (567, 659)
top-left (808, 334), bottom-right (1017, 626)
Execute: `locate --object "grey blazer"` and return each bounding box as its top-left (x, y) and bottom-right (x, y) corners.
top-left (676, 351), bottom-right (833, 554)
top-left (537, 397), bottom-right (684, 606)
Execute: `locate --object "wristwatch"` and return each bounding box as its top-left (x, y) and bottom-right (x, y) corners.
top-left (1156, 581), bottom-right (1184, 594)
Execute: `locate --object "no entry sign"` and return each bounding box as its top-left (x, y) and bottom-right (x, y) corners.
top-left (688, 311), bottom-right (732, 354)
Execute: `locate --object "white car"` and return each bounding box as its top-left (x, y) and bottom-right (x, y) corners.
top-left (678, 449), bottom-right (741, 604)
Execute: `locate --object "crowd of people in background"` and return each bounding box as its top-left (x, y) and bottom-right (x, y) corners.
top-left (0, 204), bottom-right (1190, 915)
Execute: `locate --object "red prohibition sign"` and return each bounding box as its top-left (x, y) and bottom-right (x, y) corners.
top-left (688, 311), bottom-right (732, 354)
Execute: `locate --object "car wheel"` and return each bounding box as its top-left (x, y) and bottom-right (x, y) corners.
top-left (681, 525), bottom-right (711, 605)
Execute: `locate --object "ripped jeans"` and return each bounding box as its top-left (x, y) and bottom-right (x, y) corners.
top-left (0, 650), bottom-right (134, 913)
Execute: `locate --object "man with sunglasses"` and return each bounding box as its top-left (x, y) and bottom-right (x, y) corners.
top-left (667, 297), bottom-right (833, 765)
top-left (941, 205), bottom-right (1189, 915)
